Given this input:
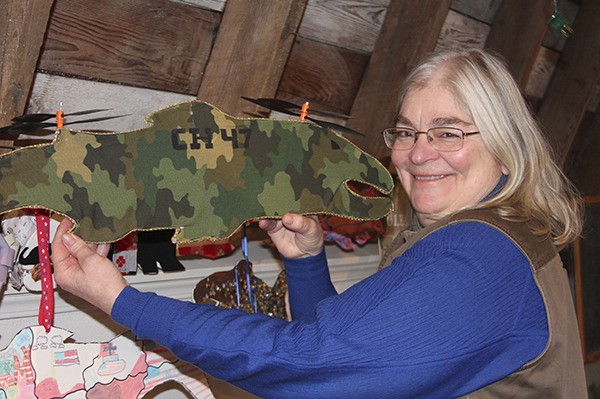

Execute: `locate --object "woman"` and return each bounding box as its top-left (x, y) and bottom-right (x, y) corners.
top-left (51, 48), bottom-right (587, 398)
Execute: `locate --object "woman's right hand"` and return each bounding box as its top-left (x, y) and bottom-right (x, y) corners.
top-left (258, 213), bottom-right (324, 259)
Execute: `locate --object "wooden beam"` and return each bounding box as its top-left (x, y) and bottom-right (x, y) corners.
top-left (39, 0), bottom-right (220, 95)
top-left (197, 0), bottom-right (308, 116)
top-left (346, 0), bottom-right (452, 161)
top-left (276, 37), bottom-right (369, 115)
top-left (451, 0), bottom-right (502, 24)
top-left (436, 10), bottom-right (490, 51)
top-left (537, 0), bottom-right (600, 167)
top-left (298, 0), bottom-right (388, 53)
top-left (485, 0), bottom-right (552, 88)
top-left (0, 0), bottom-right (54, 126)
top-left (568, 106), bottom-right (600, 196)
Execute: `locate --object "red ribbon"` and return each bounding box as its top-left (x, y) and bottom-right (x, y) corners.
top-left (35, 211), bottom-right (53, 332)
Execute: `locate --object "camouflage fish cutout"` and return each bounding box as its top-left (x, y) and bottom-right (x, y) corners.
top-left (0, 101), bottom-right (394, 243)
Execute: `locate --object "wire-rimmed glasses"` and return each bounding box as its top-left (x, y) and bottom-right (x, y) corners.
top-left (382, 127), bottom-right (480, 152)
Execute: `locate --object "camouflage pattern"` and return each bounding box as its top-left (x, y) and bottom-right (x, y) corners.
top-left (0, 101), bottom-right (394, 243)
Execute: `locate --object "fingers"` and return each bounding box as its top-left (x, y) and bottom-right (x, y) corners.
top-left (259, 215), bottom-right (315, 237)
top-left (258, 218), bottom-right (279, 232)
top-left (89, 242), bottom-right (111, 257)
top-left (51, 220), bottom-right (101, 272)
top-left (60, 230), bottom-right (99, 267)
top-left (95, 243), bottom-right (111, 257)
top-left (56, 217), bottom-right (74, 234)
top-left (258, 214), bottom-right (324, 258)
top-left (51, 218), bottom-right (74, 264)
top-left (281, 213), bottom-right (319, 235)
top-left (280, 213), bottom-right (302, 231)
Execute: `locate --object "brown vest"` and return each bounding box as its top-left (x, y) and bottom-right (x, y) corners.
top-left (380, 209), bottom-right (588, 398)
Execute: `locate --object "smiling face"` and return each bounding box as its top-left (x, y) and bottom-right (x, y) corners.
top-left (392, 80), bottom-right (508, 226)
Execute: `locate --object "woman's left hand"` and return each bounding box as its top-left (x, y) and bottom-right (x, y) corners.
top-left (258, 213), bottom-right (324, 259)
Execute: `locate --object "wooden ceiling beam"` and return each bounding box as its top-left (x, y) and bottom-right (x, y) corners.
top-left (484, 0), bottom-right (552, 88)
top-left (196, 0), bottom-right (308, 117)
top-left (275, 37), bottom-right (369, 115)
top-left (39, 0), bottom-right (220, 95)
top-left (537, 0), bottom-right (600, 168)
top-left (568, 106), bottom-right (600, 196)
top-left (0, 0), bottom-right (54, 126)
top-left (346, 0), bottom-right (452, 162)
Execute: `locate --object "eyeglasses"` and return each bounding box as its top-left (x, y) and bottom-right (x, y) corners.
top-left (382, 126), bottom-right (480, 152)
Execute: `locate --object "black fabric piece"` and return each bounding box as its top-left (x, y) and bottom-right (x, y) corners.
top-left (137, 229), bottom-right (185, 275)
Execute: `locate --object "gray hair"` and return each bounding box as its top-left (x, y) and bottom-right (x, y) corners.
top-left (396, 48), bottom-right (581, 247)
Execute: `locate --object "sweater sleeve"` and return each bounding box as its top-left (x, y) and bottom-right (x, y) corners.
top-left (282, 248), bottom-right (338, 321)
top-left (111, 221), bottom-right (548, 399)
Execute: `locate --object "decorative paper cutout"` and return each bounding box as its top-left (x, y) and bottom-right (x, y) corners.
top-left (0, 325), bottom-right (215, 399)
top-left (0, 101), bottom-right (394, 244)
top-left (111, 232), bottom-right (138, 274)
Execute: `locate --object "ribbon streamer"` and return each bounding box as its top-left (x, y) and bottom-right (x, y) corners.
top-left (36, 211), bottom-right (53, 332)
top-left (241, 224), bottom-right (257, 313)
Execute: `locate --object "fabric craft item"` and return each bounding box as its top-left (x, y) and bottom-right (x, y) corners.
top-left (193, 260), bottom-right (288, 319)
top-left (176, 229), bottom-right (241, 259)
top-left (137, 229), bottom-right (185, 274)
top-left (110, 231), bottom-right (138, 274)
top-left (35, 211), bottom-right (53, 332)
top-left (176, 239), bottom-right (236, 259)
top-left (319, 183), bottom-right (387, 250)
top-left (0, 101), bottom-right (394, 244)
top-left (0, 325), bottom-right (216, 399)
top-left (0, 211), bottom-right (60, 291)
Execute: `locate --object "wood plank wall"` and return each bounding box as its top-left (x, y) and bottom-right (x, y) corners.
top-left (1, 0), bottom-right (599, 195)
top-left (0, 0), bottom-right (54, 148)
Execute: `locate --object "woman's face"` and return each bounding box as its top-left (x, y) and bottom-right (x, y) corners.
top-left (391, 82), bottom-right (508, 226)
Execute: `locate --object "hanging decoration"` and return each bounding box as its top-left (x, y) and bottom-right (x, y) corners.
top-left (0, 100), bottom-right (394, 245)
top-left (0, 325), bottom-right (216, 399)
top-left (136, 229), bottom-right (185, 274)
top-left (193, 259), bottom-right (288, 319)
top-left (111, 231), bottom-right (138, 274)
top-left (0, 211), bottom-right (60, 292)
top-left (35, 211), bottom-right (52, 333)
top-left (35, 110), bottom-right (64, 333)
top-left (547, 0), bottom-right (574, 37)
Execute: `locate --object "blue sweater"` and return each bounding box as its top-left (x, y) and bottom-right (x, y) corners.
top-left (112, 221), bottom-right (548, 398)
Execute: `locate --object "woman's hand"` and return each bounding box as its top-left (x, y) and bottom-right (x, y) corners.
top-left (51, 218), bottom-right (127, 314)
top-left (258, 213), bottom-right (324, 259)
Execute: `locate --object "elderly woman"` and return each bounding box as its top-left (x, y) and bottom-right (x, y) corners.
top-left (51, 48), bottom-right (587, 398)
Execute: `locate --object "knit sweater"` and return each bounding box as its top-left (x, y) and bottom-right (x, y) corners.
top-left (112, 221), bottom-right (548, 398)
